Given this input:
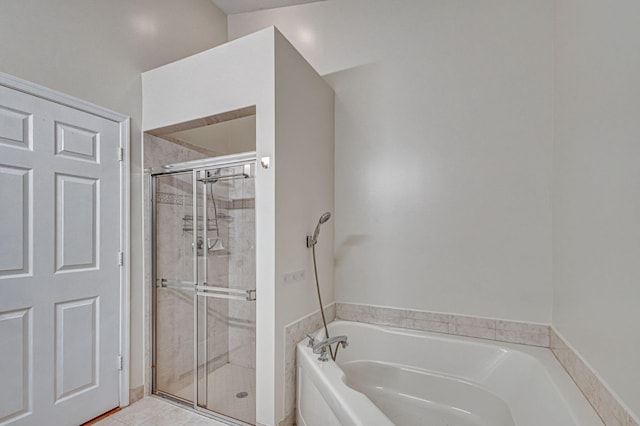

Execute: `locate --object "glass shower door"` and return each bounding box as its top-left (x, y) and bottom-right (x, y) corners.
top-left (153, 171), bottom-right (196, 402)
top-left (194, 163), bottom-right (256, 425)
top-left (195, 164), bottom-right (256, 424)
top-left (152, 157), bottom-right (256, 425)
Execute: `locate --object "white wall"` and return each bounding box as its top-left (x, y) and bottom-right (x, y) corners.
top-left (273, 30), bottom-right (334, 343)
top-left (0, 0), bottom-right (228, 393)
top-left (229, 0), bottom-right (555, 322)
top-left (553, 0), bottom-right (640, 417)
top-left (273, 30), bottom-right (335, 424)
top-left (142, 28), bottom-right (334, 425)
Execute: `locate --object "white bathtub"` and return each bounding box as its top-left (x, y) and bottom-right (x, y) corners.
top-left (296, 321), bottom-right (603, 426)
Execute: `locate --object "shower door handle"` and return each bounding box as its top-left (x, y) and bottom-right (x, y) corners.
top-left (156, 279), bottom-right (255, 301)
top-left (196, 284), bottom-right (256, 301)
top-left (156, 278), bottom-right (195, 290)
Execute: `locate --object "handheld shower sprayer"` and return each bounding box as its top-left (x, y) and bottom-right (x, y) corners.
top-left (307, 211), bottom-right (342, 361)
top-left (307, 212), bottom-right (331, 248)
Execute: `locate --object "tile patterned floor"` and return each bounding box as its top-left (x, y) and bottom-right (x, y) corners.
top-left (95, 397), bottom-right (226, 426)
top-left (97, 363), bottom-right (256, 426)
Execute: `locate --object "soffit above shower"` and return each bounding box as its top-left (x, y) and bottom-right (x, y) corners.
top-left (165, 114), bottom-right (256, 157)
top-left (211, 0), bottom-right (325, 15)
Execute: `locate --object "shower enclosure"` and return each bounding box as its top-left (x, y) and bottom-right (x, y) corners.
top-left (150, 153), bottom-right (256, 425)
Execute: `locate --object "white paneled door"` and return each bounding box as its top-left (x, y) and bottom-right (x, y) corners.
top-left (0, 79), bottom-right (128, 425)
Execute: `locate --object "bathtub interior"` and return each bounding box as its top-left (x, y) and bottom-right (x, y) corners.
top-left (297, 321), bottom-right (603, 426)
top-left (342, 360), bottom-right (515, 426)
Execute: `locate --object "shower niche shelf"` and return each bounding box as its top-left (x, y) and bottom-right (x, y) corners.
top-left (182, 215), bottom-right (218, 233)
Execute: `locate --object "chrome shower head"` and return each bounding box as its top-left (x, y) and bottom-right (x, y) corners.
top-left (318, 212), bottom-right (331, 224)
top-left (307, 212), bottom-right (332, 248)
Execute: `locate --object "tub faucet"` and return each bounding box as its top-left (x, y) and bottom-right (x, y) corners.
top-left (312, 335), bottom-right (348, 362)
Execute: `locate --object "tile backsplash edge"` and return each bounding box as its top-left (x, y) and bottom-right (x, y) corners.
top-left (550, 326), bottom-right (639, 426)
top-left (335, 302), bottom-right (550, 347)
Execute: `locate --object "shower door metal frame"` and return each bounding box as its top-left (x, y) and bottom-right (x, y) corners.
top-left (150, 151), bottom-right (256, 426)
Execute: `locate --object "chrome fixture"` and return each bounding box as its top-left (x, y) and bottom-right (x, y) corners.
top-left (202, 168), bottom-right (240, 254)
top-left (306, 212), bottom-right (331, 248)
top-left (207, 172), bottom-right (225, 253)
top-left (197, 164), bottom-right (251, 183)
top-left (307, 211), bottom-right (344, 361)
top-left (312, 336), bottom-right (348, 362)
top-left (153, 151), bottom-right (256, 174)
top-left (306, 333), bottom-right (316, 347)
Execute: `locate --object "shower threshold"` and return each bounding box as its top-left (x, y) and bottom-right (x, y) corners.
top-left (172, 363), bottom-right (256, 425)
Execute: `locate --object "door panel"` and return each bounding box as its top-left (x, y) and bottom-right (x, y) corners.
top-left (0, 165), bottom-right (30, 277)
top-left (54, 121), bottom-right (99, 162)
top-left (0, 84), bottom-right (122, 425)
top-left (0, 308), bottom-right (31, 424)
top-left (54, 297), bottom-right (99, 402)
top-left (55, 174), bottom-right (99, 272)
top-left (0, 105), bottom-right (31, 150)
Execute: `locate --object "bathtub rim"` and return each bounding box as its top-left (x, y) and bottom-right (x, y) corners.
top-left (296, 333), bottom-right (393, 425)
top-left (297, 320), bottom-right (603, 426)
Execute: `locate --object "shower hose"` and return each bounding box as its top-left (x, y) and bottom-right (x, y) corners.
top-left (312, 244), bottom-right (338, 361)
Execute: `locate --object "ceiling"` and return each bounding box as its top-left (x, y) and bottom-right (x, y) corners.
top-left (211, 0), bottom-right (325, 15)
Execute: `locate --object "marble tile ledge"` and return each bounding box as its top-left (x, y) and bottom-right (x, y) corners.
top-left (335, 302), bottom-right (550, 347)
top-left (550, 327), bottom-right (639, 426)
